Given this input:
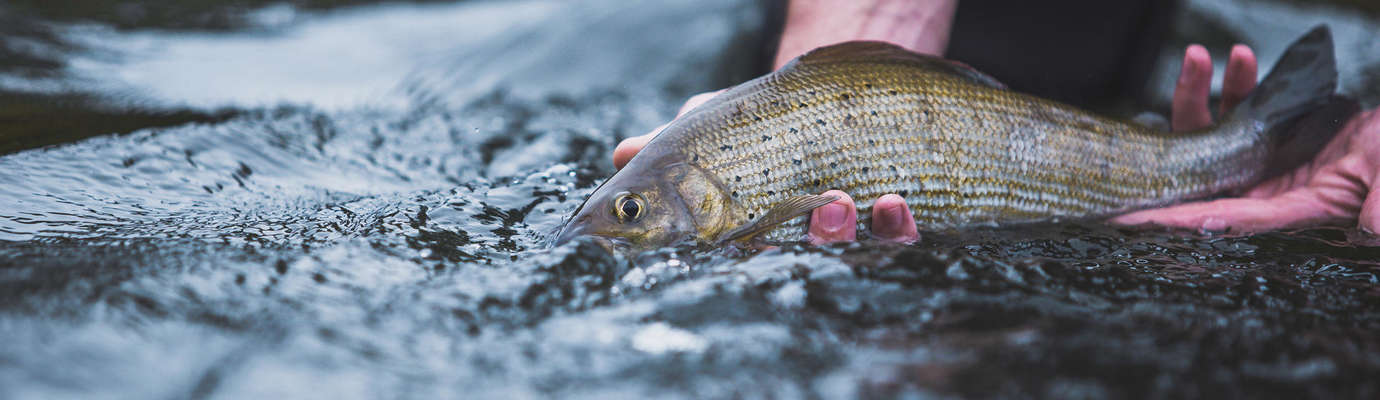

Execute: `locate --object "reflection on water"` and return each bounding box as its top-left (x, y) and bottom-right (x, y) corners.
top-left (1, 0), bottom-right (1379, 398)
top-left (59, 1), bottom-right (563, 110)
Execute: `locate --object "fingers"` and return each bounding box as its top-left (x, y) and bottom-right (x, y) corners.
top-left (1219, 44), bottom-right (1258, 115)
top-left (870, 194), bottom-right (919, 243)
top-left (808, 190), bottom-right (857, 244)
top-left (1172, 44), bottom-right (1260, 131)
top-left (807, 191), bottom-right (921, 245)
top-left (1111, 191), bottom-right (1332, 233)
top-left (614, 90), bottom-right (724, 170)
top-left (613, 130), bottom-right (656, 170)
top-left (1172, 44), bottom-right (1215, 132)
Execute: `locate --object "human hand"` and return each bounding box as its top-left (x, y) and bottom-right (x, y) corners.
top-left (1115, 44), bottom-right (1380, 233)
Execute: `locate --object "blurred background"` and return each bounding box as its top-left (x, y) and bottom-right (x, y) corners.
top-left (2, 1), bottom-right (1379, 399)
top-left (3, 0), bottom-right (1379, 154)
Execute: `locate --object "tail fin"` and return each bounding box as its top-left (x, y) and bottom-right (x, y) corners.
top-left (1259, 95), bottom-right (1359, 179)
top-left (1232, 25), bottom-right (1349, 177)
top-left (1233, 25), bottom-right (1337, 126)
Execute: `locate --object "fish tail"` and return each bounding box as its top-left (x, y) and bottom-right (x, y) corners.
top-left (1230, 25), bottom-right (1346, 172)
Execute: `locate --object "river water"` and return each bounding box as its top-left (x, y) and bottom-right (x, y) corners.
top-left (2, 0), bottom-right (1378, 398)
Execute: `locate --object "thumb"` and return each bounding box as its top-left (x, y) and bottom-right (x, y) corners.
top-left (1112, 192), bottom-right (1330, 233)
top-left (1360, 187), bottom-right (1380, 234)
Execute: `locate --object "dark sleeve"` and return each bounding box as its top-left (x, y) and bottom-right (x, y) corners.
top-left (945, 0), bottom-right (1177, 111)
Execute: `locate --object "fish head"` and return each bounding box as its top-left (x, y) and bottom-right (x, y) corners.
top-left (554, 159), bottom-right (735, 250)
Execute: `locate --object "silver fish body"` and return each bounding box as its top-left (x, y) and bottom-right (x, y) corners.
top-left (557, 26), bottom-right (1339, 248)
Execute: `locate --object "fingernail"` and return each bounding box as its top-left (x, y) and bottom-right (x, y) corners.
top-left (881, 203), bottom-right (908, 228)
top-left (818, 203), bottom-right (847, 230)
top-left (1200, 217), bottom-right (1228, 233)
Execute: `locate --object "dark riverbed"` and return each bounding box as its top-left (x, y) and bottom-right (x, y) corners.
top-left (2, 0), bottom-right (1379, 398)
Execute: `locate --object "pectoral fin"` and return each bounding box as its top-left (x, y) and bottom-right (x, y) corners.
top-left (716, 194), bottom-right (839, 244)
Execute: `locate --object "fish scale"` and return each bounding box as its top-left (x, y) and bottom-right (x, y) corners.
top-left (659, 43), bottom-right (1268, 241)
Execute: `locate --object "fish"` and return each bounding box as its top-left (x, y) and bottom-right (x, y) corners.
top-left (555, 25), bottom-right (1343, 250)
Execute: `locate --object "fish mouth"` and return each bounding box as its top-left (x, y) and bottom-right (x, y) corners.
top-left (552, 222), bottom-right (587, 247)
top-left (551, 227), bottom-right (622, 254)
top-left (552, 222), bottom-right (625, 251)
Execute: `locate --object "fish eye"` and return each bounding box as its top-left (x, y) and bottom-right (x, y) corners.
top-left (612, 192), bottom-right (644, 223)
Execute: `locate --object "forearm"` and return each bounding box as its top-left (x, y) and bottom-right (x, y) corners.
top-left (773, 0), bottom-right (957, 69)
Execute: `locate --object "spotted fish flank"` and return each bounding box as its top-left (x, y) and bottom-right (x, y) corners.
top-left (557, 26), bottom-right (1343, 249)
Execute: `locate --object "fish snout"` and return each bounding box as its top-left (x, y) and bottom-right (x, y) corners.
top-left (552, 224), bottom-right (620, 254)
top-left (552, 222), bottom-right (588, 247)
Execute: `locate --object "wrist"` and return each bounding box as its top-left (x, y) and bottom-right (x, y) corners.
top-left (774, 0), bottom-right (956, 69)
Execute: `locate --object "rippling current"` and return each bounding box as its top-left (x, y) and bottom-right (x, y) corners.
top-left (2, 0), bottom-right (1379, 398)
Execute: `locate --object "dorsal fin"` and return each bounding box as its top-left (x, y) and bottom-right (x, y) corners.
top-left (788, 41), bottom-right (1007, 90)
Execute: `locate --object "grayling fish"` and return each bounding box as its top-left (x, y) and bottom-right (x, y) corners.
top-left (556, 26), bottom-right (1342, 249)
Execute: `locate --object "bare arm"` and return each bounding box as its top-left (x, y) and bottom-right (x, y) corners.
top-left (773, 0), bottom-right (956, 68)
